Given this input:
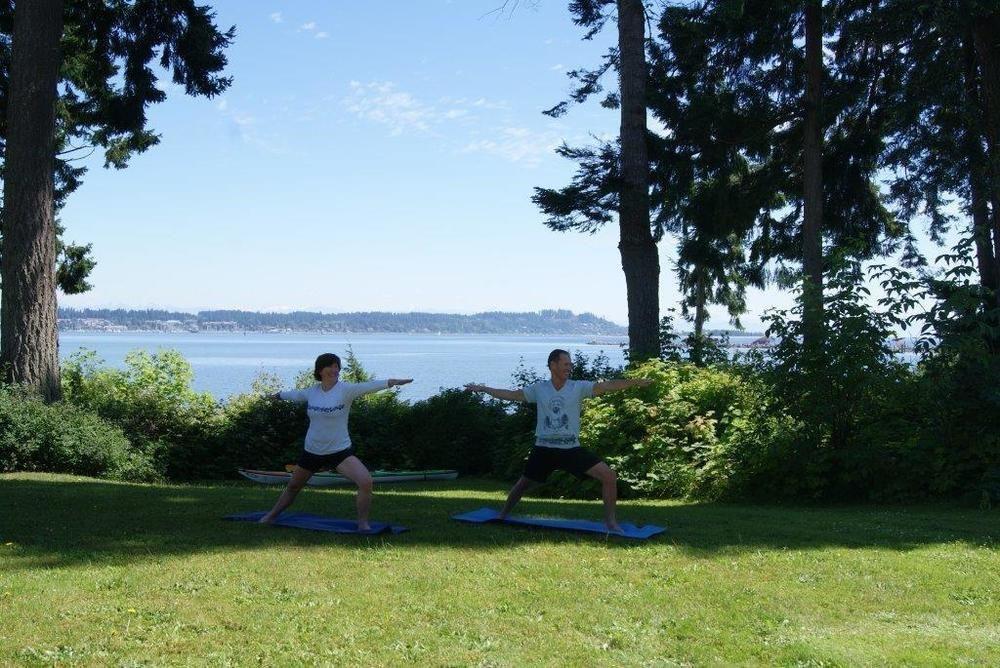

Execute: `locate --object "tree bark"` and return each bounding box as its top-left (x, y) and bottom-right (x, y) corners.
top-left (992, 198), bottom-right (1000, 297)
top-left (972, 13), bottom-right (1000, 310)
top-left (694, 272), bottom-right (707, 341)
top-left (802, 0), bottom-right (825, 351)
top-left (963, 33), bottom-right (1000, 303)
top-left (692, 270), bottom-right (707, 366)
top-left (617, 0), bottom-right (660, 361)
top-left (1, 0), bottom-right (65, 401)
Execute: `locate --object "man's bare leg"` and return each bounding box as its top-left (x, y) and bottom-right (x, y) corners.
top-left (585, 462), bottom-right (621, 532)
top-left (499, 476), bottom-right (538, 519)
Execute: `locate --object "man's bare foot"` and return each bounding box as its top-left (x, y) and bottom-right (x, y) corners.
top-left (606, 522), bottom-right (623, 533)
top-left (258, 514), bottom-right (276, 525)
top-left (357, 523), bottom-right (371, 532)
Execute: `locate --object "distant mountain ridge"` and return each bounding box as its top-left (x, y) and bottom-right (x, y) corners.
top-left (58, 308), bottom-right (628, 335)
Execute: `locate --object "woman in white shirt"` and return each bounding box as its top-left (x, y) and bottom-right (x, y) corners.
top-left (259, 352), bottom-right (412, 530)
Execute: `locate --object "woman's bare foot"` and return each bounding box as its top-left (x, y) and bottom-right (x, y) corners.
top-left (357, 522), bottom-right (371, 532)
top-left (606, 522), bottom-right (623, 533)
top-left (258, 513), bottom-right (276, 525)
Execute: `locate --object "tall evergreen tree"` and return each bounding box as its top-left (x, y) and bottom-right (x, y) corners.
top-left (648, 5), bottom-right (781, 359)
top-left (870, 0), bottom-right (1000, 318)
top-left (533, 0), bottom-right (660, 361)
top-left (616, 0), bottom-right (660, 360)
top-left (1, 0), bottom-right (64, 401)
top-left (653, 1), bottom-right (898, 324)
top-left (801, 0), bottom-right (824, 350)
top-left (0, 0), bottom-right (234, 399)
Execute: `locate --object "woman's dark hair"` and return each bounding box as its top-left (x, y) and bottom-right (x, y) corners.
top-left (313, 353), bottom-right (342, 380)
top-left (547, 349), bottom-right (570, 367)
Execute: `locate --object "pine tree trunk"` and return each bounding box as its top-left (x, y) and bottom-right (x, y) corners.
top-left (617, 0), bottom-right (660, 361)
top-left (992, 199), bottom-right (1000, 297)
top-left (1, 0), bottom-right (64, 401)
top-left (973, 14), bottom-right (1000, 310)
top-left (693, 271), bottom-right (707, 366)
top-left (694, 276), bottom-right (707, 341)
top-left (964, 33), bottom-right (1000, 302)
top-left (802, 0), bottom-right (824, 351)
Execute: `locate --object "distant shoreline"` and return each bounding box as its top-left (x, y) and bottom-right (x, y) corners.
top-left (58, 329), bottom-right (627, 336)
top-left (57, 308), bottom-right (630, 336)
top-left (59, 328), bottom-right (765, 338)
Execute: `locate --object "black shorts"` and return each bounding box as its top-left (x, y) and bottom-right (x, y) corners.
top-left (523, 446), bottom-right (603, 483)
top-left (297, 447), bottom-right (357, 473)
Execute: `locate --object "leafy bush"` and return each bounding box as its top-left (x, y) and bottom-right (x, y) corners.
top-left (0, 385), bottom-right (157, 481)
top-left (575, 360), bottom-right (789, 499)
top-left (749, 259), bottom-right (918, 500)
top-left (396, 389), bottom-right (509, 473)
top-left (876, 240), bottom-right (1000, 503)
top-left (61, 349), bottom-right (220, 478)
top-left (910, 343), bottom-right (1000, 504)
top-left (209, 373), bottom-right (308, 477)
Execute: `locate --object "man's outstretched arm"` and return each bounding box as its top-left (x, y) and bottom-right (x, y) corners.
top-left (592, 378), bottom-right (653, 397)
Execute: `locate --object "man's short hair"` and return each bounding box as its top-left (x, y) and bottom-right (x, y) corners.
top-left (547, 349), bottom-right (571, 367)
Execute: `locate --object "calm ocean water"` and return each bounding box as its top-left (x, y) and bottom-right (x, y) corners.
top-left (58, 332), bottom-right (647, 402)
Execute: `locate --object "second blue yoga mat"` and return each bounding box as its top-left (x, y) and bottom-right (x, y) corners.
top-left (451, 507), bottom-right (665, 540)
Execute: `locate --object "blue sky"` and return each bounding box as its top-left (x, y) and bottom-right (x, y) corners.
top-left (57, 1), bottom-right (949, 331)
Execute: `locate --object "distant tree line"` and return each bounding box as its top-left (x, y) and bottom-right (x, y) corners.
top-left (57, 308), bottom-right (628, 335)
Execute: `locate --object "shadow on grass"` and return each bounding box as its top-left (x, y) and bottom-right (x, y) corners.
top-left (1, 474), bottom-right (997, 571)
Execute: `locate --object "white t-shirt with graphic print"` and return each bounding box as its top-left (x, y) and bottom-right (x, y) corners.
top-left (522, 379), bottom-right (595, 449)
top-left (280, 380), bottom-right (389, 454)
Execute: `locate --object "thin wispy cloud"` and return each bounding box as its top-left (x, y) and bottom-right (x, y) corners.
top-left (345, 81), bottom-right (471, 136)
top-left (300, 21), bottom-right (317, 31)
top-left (315, 31), bottom-right (329, 39)
top-left (269, 12), bottom-right (283, 23)
top-left (441, 95), bottom-right (510, 111)
top-left (460, 126), bottom-right (561, 167)
top-left (471, 97), bottom-right (509, 110)
top-left (346, 83), bottom-right (555, 165)
top-left (550, 64), bottom-right (564, 71)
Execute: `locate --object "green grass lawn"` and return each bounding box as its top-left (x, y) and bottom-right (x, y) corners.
top-left (2, 473), bottom-right (998, 666)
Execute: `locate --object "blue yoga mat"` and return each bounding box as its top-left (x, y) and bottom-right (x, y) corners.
top-left (225, 511), bottom-right (408, 535)
top-left (451, 507), bottom-right (666, 540)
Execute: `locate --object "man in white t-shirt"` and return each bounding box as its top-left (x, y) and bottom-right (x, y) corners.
top-left (259, 352), bottom-right (412, 530)
top-left (465, 349), bottom-right (651, 532)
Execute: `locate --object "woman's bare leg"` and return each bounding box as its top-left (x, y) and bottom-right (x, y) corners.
top-left (336, 456), bottom-right (375, 531)
top-left (260, 466), bottom-right (314, 523)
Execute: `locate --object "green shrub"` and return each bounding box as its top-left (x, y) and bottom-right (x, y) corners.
top-left (0, 385), bottom-right (157, 481)
top-left (200, 373), bottom-right (307, 477)
top-left (877, 243), bottom-right (1000, 504)
top-left (61, 349), bottom-right (220, 479)
top-left (395, 389), bottom-right (509, 473)
top-left (907, 338), bottom-right (1000, 503)
top-left (576, 360), bottom-right (787, 499)
top-left (749, 258), bottom-right (921, 500)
